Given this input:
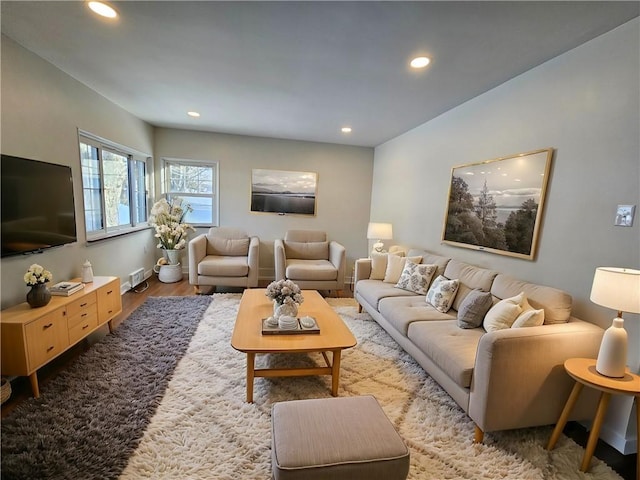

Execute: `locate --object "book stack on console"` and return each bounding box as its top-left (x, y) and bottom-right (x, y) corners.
top-left (50, 281), bottom-right (84, 296)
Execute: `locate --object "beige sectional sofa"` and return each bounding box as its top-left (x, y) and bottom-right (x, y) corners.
top-left (354, 248), bottom-right (604, 440)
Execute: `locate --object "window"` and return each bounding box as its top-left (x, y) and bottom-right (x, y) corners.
top-left (164, 159), bottom-right (219, 226)
top-left (79, 134), bottom-right (150, 239)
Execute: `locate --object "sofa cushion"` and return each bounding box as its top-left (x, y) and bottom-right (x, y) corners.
top-left (407, 249), bottom-right (451, 279)
top-left (491, 274), bottom-right (572, 324)
top-left (383, 255), bottom-right (422, 284)
top-left (198, 255), bottom-right (249, 277)
top-left (407, 320), bottom-right (484, 388)
top-left (286, 259), bottom-right (337, 281)
top-left (356, 280), bottom-right (418, 311)
top-left (370, 252), bottom-right (403, 280)
top-left (207, 237), bottom-right (250, 256)
top-left (483, 294), bottom-right (524, 332)
top-left (456, 290), bottom-right (493, 329)
top-left (512, 308), bottom-right (545, 328)
top-left (379, 296), bottom-right (455, 336)
top-left (426, 275), bottom-right (460, 313)
top-left (443, 260), bottom-right (498, 312)
top-left (284, 241), bottom-right (329, 260)
top-left (395, 262), bottom-right (437, 295)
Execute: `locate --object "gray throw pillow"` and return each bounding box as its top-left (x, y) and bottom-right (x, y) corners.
top-left (457, 290), bottom-right (493, 329)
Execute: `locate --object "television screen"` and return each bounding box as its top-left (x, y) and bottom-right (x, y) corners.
top-left (1, 154), bottom-right (77, 257)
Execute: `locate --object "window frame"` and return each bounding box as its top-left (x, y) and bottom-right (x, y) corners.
top-left (79, 131), bottom-right (152, 242)
top-left (161, 157), bottom-right (220, 227)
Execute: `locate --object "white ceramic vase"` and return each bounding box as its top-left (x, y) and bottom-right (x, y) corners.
top-left (595, 317), bottom-right (628, 378)
top-left (274, 300), bottom-right (298, 320)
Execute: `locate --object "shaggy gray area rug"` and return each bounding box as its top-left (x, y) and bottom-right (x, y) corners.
top-left (1, 295), bottom-right (212, 480)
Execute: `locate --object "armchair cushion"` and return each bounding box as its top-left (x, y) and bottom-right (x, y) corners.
top-left (286, 260), bottom-right (337, 281)
top-left (207, 237), bottom-right (250, 256)
top-left (198, 256), bottom-right (249, 277)
top-left (284, 241), bottom-right (329, 260)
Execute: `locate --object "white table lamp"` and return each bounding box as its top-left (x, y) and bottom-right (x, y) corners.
top-left (590, 267), bottom-right (640, 377)
top-left (367, 222), bottom-right (393, 254)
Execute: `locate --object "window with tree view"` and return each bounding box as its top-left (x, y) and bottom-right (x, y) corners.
top-left (79, 135), bottom-right (149, 239)
top-left (165, 159), bottom-right (218, 226)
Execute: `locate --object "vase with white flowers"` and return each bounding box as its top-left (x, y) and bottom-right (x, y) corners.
top-left (148, 197), bottom-right (195, 265)
top-left (24, 264), bottom-right (53, 308)
top-left (265, 279), bottom-right (304, 320)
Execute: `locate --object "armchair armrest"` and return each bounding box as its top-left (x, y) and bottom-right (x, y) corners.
top-left (188, 234), bottom-right (208, 285)
top-left (329, 241), bottom-right (346, 285)
top-left (247, 236), bottom-right (260, 287)
top-left (469, 318), bottom-right (603, 433)
top-left (274, 239), bottom-right (286, 281)
top-left (354, 258), bottom-right (372, 283)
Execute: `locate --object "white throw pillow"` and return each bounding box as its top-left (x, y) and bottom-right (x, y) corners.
top-left (512, 308), bottom-right (545, 328)
top-left (483, 292), bottom-right (526, 332)
top-left (369, 253), bottom-right (390, 280)
top-left (395, 263), bottom-right (437, 295)
top-left (425, 275), bottom-right (460, 313)
top-left (383, 255), bottom-right (422, 284)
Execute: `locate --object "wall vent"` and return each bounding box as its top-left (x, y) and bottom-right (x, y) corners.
top-left (129, 268), bottom-right (145, 288)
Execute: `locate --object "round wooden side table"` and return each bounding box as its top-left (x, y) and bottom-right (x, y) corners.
top-left (546, 357), bottom-right (640, 479)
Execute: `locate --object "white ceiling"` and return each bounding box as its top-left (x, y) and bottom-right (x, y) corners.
top-left (2, 1), bottom-right (638, 147)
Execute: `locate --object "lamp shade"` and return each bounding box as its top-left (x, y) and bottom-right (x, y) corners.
top-left (367, 223), bottom-right (393, 240)
top-left (590, 267), bottom-right (640, 314)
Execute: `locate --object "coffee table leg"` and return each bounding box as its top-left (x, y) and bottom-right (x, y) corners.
top-left (246, 352), bottom-right (255, 403)
top-left (331, 350), bottom-right (342, 396)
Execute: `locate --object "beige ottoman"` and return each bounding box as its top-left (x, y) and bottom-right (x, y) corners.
top-left (271, 395), bottom-right (410, 480)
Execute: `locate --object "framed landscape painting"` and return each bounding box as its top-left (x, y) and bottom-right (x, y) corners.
top-left (251, 169), bottom-right (317, 215)
top-left (441, 148), bottom-right (553, 261)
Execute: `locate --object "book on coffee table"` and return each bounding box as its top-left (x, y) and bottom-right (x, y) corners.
top-left (50, 281), bottom-right (84, 296)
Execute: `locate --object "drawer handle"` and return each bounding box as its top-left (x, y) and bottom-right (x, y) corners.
top-left (80, 302), bottom-right (88, 307)
top-left (82, 324), bottom-right (89, 330)
top-left (81, 313), bottom-right (88, 318)
top-left (107, 290), bottom-right (113, 295)
top-left (46, 346), bottom-right (54, 352)
top-left (43, 323), bottom-right (53, 330)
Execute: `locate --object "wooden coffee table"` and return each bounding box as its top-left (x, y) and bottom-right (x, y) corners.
top-left (231, 289), bottom-right (357, 403)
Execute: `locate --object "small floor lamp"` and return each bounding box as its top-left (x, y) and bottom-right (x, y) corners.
top-left (367, 223), bottom-right (393, 254)
top-left (590, 267), bottom-right (640, 378)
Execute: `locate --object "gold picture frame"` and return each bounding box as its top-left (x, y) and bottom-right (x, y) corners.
top-left (441, 148), bottom-right (554, 261)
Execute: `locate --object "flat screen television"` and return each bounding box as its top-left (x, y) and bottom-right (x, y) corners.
top-left (1, 154), bottom-right (77, 258)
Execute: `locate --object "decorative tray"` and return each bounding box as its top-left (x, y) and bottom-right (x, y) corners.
top-left (261, 317), bottom-right (320, 335)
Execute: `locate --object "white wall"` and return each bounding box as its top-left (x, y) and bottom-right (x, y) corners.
top-left (1, 36), bottom-right (158, 309)
top-left (371, 19), bottom-right (639, 453)
top-left (154, 128), bottom-right (374, 279)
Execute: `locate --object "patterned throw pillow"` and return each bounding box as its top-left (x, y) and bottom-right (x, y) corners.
top-left (395, 262), bottom-right (437, 295)
top-left (425, 275), bottom-right (460, 313)
top-left (456, 290), bottom-right (493, 329)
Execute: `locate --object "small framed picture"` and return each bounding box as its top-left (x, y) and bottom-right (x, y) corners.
top-left (614, 205), bottom-right (635, 227)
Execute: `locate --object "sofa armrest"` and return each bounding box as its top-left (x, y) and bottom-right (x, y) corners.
top-left (354, 258), bottom-right (372, 284)
top-left (188, 234), bottom-right (208, 285)
top-left (274, 239), bottom-right (286, 281)
top-left (469, 318), bottom-right (604, 433)
top-left (329, 241), bottom-right (346, 285)
top-left (247, 236), bottom-right (260, 287)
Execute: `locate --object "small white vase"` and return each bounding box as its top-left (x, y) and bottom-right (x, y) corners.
top-left (274, 300), bottom-right (298, 320)
top-left (595, 317), bottom-right (627, 378)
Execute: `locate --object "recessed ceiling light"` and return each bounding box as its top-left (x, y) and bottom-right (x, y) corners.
top-left (88, 1), bottom-right (118, 18)
top-left (341, 127), bottom-right (352, 133)
top-left (410, 56), bottom-right (431, 69)
top-left (187, 111), bottom-right (201, 118)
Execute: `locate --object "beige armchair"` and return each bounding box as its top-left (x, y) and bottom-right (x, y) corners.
top-left (274, 230), bottom-right (346, 296)
top-left (189, 227), bottom-right (259, 294)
